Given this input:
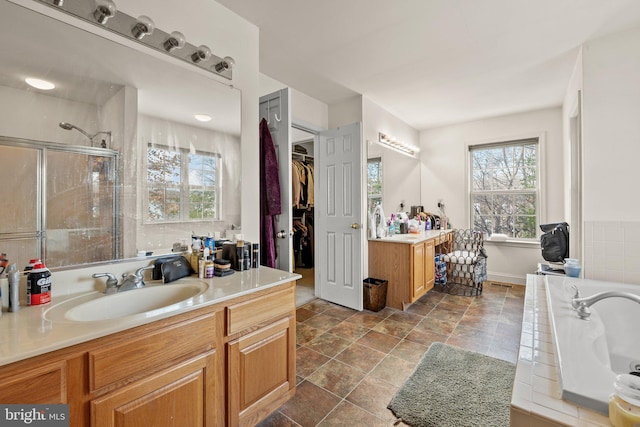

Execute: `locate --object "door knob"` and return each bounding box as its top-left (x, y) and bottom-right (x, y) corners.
top-left (351, 223), bottom-right (360, 229)
top-left (276, 230), bottom-right (287, 239)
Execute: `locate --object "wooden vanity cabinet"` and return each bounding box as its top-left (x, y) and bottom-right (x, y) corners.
top-left (225, 287), bottom-right (296, 427)
top-left (369, 238), bottom-right (437, 310)
top-left (91, 351), bottom-right (217, 427)
top-left (89, 311), bottom-right (220, 427)
top-left (411, 239), bottom-right (435, 300)
top-left (0, 280), bottom-right (297, 427)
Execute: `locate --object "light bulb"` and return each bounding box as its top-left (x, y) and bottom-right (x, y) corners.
top-left (25, 77), bottom-right (55, 90)
top-left (214, 56), bottom-right (235, 72)
top-left (163, 31), bottom-right (186, 52)
top-left (131, 15), bottom-right (155, 39)
top-left (191, 45), bottom-right (211, 63)
top-left (194, 114), bottom-right (212, 122)
top-left (93, 0), bottom-right (117, 25)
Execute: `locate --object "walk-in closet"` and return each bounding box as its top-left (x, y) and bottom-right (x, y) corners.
top-left (291, 128), bottom-right (315, 305)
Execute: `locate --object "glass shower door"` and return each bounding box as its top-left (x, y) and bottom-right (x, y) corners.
top-left (45, 150), bottom-right (117, 267)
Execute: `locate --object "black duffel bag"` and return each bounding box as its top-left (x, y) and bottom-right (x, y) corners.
top-left (540, 222), bottom-right (569, 263)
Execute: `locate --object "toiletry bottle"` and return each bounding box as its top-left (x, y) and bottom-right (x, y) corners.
top-left (252, 243), bottom-right (260, 268)
top-left (27, 262), bottom-right (52, 306)
top-left (243, 242), bottom-right (251, 270)
top-left (426, 217), bottom-right (432, 230)
top-left (198, 257), bottom-right (205, 279)
top-left (7, 264), bottom-right (20, 312)
top-left (235, 237), bottom-right (245, 271)
top-left (24, 258), bottom-right (40, 276)
top-left (204, 258), bottom-right (214, 278)
top-left (609, 374), bottom-right (640, 427)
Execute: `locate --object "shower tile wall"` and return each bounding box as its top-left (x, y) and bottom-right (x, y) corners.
top-left (583, 221), bottom-right (640, 284)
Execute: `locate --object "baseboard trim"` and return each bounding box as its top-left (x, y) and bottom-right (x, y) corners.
top-left (487, 272), bottom-right (526, 286)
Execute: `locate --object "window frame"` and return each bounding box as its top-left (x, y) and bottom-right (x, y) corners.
top-left (466, 133), bottom-right (546, 242)
top-left (144, 143), bottom-right (222, 224)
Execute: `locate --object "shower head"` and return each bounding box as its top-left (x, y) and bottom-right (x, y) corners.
top-left (59, 122), bottom-right (93, 139)
top-left (59, 122), bottom-right (112, 148)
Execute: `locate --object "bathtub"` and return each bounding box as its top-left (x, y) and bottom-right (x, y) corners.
top-left (544, 275), bottom-right (640, 414)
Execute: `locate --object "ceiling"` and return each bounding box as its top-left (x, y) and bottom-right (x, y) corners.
top-left (217, 0), bottom-right (640, 130)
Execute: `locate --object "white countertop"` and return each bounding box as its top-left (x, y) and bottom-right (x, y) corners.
top-left (368, 229), bottom-right (451, 244)
top-left (0, 267), bottom-right (301, 367)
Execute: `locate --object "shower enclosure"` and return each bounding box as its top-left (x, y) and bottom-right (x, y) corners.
top-left (0, 136), bottom-right (119, 269)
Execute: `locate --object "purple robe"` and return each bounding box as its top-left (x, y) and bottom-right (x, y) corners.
top-left (259, 118), bottom-right (281, 268)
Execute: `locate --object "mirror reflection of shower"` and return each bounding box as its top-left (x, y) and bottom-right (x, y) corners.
top-left (58, 122), bottom-right (112, 148)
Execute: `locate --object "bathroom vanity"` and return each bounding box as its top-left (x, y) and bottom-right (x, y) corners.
top-left (0, 267), bottom-right (299, 427)
top-left (368, 230), bottom-right (452, 310)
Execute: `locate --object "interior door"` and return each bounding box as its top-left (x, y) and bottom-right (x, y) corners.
top-left (259, 89), bottom-right (292, 272)
top-left (316, 122), bottom-right (364, 310)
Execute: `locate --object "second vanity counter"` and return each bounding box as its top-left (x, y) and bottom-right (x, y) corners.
top-left (369, 229), bottom-right (451, 245)
top-left (0, 266), bottom-right (301, 367)
top-left (368, 230), bottom-right (452, 310)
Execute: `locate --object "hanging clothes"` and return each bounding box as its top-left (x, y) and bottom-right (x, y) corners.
top-left (259, 118), bottom-right (281, 268)
top-left (291, 159), bottom-right (315, 209)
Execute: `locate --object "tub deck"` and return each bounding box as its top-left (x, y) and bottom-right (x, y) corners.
top-left (510, 274), bottom-right (610, 426)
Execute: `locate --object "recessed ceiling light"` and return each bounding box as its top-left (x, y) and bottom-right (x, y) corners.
top-left (25, 77), bottom-right (55, 90)
top-left (194, 114), bottom-right (212, 122)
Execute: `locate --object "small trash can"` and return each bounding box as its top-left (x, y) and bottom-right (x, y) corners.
top-left (363, 278), bottom-right (388, 312)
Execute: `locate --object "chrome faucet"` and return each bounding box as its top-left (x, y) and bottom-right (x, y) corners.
top-left (571, 288), bottom-right (640, 319)
top-left (93, 265), bottom-right (154, 294)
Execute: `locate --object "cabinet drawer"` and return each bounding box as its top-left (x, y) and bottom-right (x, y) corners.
top-left (89, 313), bottom-right (216, 392)
top-left (226, 287), bottom-right (294, 336)
top-left (0, 360), bottom-right (66, 404)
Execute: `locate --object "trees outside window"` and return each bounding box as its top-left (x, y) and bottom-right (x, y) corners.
top-left (367, 157), bottom-right (382, 212)
top-left (470, 139), bottom-right (538, 239)
top-left (146, 145), bottom-right (220, 222)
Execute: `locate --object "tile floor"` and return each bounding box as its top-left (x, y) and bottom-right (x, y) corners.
top-left (258, 282), bottom-right (526, 427)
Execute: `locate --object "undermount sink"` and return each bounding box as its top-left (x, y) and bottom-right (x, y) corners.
top-left (44, 282), bottom-right (208, 322)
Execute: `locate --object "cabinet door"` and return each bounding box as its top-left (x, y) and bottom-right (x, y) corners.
top-left (411, 242), bottom-right (426, 300)
top-left (424, 239), bottom-right (435, 292)
top-left (92, 352), bottom-right (216, 427)
top-left (227, 316), bottom-right (296, 427)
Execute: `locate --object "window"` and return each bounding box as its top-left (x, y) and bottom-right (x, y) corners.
top-left (367, 157), bottom-right (382, 212)
top-left (146, 145), bottom-right (221, 222)
top-left (469, 138), bottom-right (538, 239)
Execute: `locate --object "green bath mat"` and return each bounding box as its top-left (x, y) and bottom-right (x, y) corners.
top-left (388, 342), bottom-right (515, 427)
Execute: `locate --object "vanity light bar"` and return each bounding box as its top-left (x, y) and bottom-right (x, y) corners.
top-left (378, 132), bottom-right (420, 157)
top-left (37, 0), bottom-right (234, 80)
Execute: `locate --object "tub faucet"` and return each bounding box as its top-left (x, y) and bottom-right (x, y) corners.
top-left (572, 291), bottom-right (640, 319)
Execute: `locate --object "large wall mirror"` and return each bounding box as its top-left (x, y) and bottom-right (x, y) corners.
top-left (0, 1), bottom-right (242, 270)
top-left (367, 140), bottom-right (421, 219)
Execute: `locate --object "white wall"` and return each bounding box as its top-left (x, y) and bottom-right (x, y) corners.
top-left (0, 86), bottom-right (99, 145)
top-left (363, 97), bottom-right (421, 217)
top-left (581, 27), bottom-right (640, 222)
top-left (329, 96), bottom-right (363, 129)
top-left (420, 107), bottom-right (564, 284)
top-left (578, 27), bottom-right (640, 283)
top-left (259, 73), bottom-right (328, 130)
